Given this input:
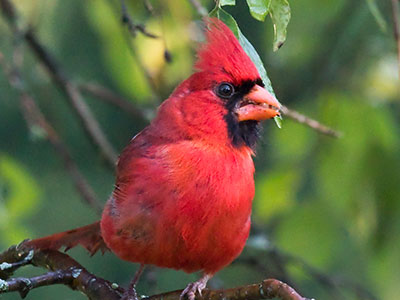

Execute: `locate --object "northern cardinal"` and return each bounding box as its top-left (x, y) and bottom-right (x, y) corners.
top-left (26, 18), bottom-right (280, 299)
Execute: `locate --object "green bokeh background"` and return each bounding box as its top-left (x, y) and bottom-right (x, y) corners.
top-left (1, 0), bottom-right (399, 299)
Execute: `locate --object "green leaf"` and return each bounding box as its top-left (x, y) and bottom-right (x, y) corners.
top-left (209, 6), bottom-right (239, 36)
top-left (246, 0), bottom-right (271, 21)
top-left (270, 0), bottom-right (291, 51)
top-left (220, 0), bottom-right (236, 6)
top-left (238, 31), bottom-right (275, 96)
top-left (366, 0), bottom-right (387, 33)
top-left (274, 115), bottom-right (282, 129)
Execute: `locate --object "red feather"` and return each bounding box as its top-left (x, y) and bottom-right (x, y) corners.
top-left (195, 18), bottom-right (259, 84)
top-left (27, 221), bottom-right (107, 255)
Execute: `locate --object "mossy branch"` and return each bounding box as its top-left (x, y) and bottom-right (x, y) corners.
top-left (0, 244), bottom-right (309, 300)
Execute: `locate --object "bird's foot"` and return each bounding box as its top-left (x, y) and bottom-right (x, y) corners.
top-left (180, 273), bottom-right (212, 300)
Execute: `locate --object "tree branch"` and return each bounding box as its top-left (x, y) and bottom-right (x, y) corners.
top-left (146, 279), bottom-right (309, 300)
top-left (0, 0), bottom-right (118, 169)
top-left (0, 243), bottom-right (309, 300)
top-left (0, 244), bottom-right (124, 299)
top-left (0, 52), bottom-right (103, 214)
top-left (78, 82), bottom-right (152, 122)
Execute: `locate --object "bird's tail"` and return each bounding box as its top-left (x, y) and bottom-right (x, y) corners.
top-left (26, 221), bottom-right (108, 255)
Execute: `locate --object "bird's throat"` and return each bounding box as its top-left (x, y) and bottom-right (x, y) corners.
top-left (225, 114), bottom-right (261, 150)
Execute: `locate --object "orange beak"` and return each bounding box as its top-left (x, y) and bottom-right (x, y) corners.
top-left (236, 85), bottom-right (281, 122)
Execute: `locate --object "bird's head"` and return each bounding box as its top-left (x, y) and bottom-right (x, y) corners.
top-left (156, 18), bottom-right (280, 150)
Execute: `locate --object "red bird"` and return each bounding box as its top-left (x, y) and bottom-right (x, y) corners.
top-left (27, 18), bottom-right (280, 299)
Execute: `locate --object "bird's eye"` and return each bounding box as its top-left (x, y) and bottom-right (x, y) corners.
top-left (216, 82), bottom-right (235, 99)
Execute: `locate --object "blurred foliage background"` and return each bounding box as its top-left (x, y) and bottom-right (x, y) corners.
top-left (1, 0), bottom-right (399, 299)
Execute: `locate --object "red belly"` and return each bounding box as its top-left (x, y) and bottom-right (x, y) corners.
top-left (101, 142), bottom-right (255, 274)
top-left (101, 189), bottom-right (252, 273)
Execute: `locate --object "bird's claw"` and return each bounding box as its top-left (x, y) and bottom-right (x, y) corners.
top-left (180, 274), bottom-right (211, 300)
top-left (180, 283), bottom-right (203, 300)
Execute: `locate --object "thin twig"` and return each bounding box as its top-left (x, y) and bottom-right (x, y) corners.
top-left (0, 0), bottom-right (118, 168)
top-left (78, 82), bottom-right (152, 122)
top-left (0, 247), bottom-right (33, 279)
top-left (281, 106), bottom-right (342, 138)
top-left (24, 30), bottom-right (118, 167)
top-left (19, 96), bottom-right (104, 214)
top-left (144, 0), bottom-right (154, 14)
top-left (114, 2), bottom-right (161, 103)
top-left (144, 0), bottom-right (173, 63)
top-left (0, 52), bottom-right (103, 214)
top-left (3, 269), bottom-right (76, 298)
top-left (188, 0), bottom-right (208, 17)
top-left (120, 0), bottom-right (158, 38)
top-left (391, 0), bottom-right (400, 79)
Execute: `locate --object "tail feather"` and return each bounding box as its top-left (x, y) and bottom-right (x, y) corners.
top-left (26, 221), bottom-right (108, 255)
